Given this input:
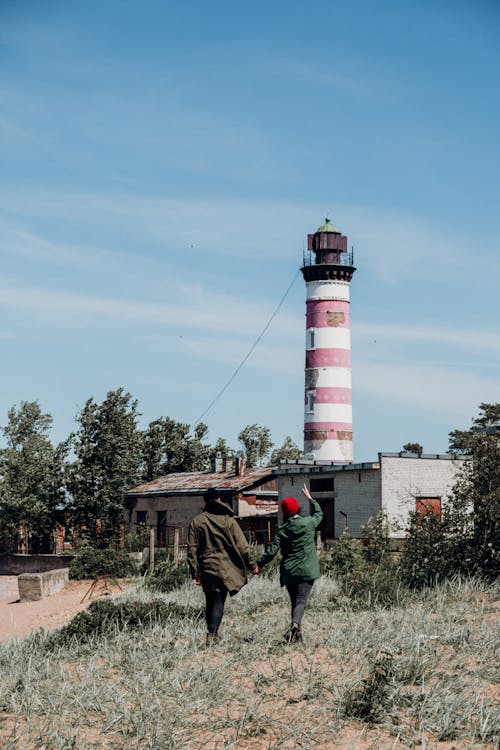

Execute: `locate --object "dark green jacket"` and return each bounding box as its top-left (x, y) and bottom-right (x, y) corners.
top-left (187, 499), bottom-right (256, 595)
top-left (258, 498), bottom-right (323, 586)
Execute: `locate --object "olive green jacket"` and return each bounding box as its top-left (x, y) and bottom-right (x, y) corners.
top-left (258, 498), bottom-right (323, 586)
top-left (187, 499), bottom-right (256, 594)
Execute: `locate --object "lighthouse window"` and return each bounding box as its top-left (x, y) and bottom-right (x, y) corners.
top-left (307, 330), bottom-right (315, 349)
top-left (307, 391), bottom-right (315, 413)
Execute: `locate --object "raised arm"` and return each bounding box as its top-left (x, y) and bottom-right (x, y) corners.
top-left (302, 483), bottom-right (323, 528)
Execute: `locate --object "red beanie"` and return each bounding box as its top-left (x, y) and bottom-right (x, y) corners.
top-left (281, 497), bottom-right (299, 519)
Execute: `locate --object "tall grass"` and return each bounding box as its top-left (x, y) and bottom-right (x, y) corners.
top-left (0, 575), bottom-right (498, 749)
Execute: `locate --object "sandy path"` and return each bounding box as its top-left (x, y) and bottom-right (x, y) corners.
top-left (0, 577), bottom-right (126, 643)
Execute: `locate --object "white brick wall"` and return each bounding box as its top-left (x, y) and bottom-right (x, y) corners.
top-left (276, 455), bottom-right (465, 540)
top-left (380, 455), bottom-right (465, 535)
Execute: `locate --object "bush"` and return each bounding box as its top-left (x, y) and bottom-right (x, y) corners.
top-left (123, 532), bottom-right (144, 553)
top-left (140, 548), bottom-right (177, 574)
top-left (400, 404), bottom-right (500, 589)
top-left (340, 560), bottom-right (405, 608)
top-left (344, 648), bottom-right (396, 722)
top-left (69, 545), bottom-right (138, 580)
top-left (361, 511), bottom-right (393, 565)
top-left (321, 533), bottom-right (366, 579)
top-left (144, 556), bottom-right (191, 592)
top-left (47, 597), bottom-right (202, 648)
top-left (321, 533), bottom-right (404, 608)
top-left (399, 511), bottom-right (445, 588)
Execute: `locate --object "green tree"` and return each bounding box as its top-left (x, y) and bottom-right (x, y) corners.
top-left (140, 418), bottom-right (210, 480)
top-left (209, 437), bottom-right (234, 462)
top-left (401, 403), bottom-right (500, 586)
top-left (361, 511), bottom-right (393, 565)
top-left (449, 429), bottom-right (499, 580)
top-left (449, 402), bottom-right (500, 454)
top-left (67, 388), bottom-right (142, 546)
top-left (237, 424), bottom-right (273, 468)
top-left (400, 511), bottom-right (445, 588)
top-left (402, 442), bottom-right (423, 456)
top-left (0, 401), bottom-right (67, 553)
top-left (448, 403), bottom-right (499, 579)
top-left (270, 435), bottom-right (303, 465)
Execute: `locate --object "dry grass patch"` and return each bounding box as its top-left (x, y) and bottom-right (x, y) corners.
top-left (0, 576), bottom-right (498, 749)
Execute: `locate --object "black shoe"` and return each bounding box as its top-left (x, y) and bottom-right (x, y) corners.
top-left (283, 623), bottom-right (303, 644)
top-left (205, 632), bottom-right (220, 646)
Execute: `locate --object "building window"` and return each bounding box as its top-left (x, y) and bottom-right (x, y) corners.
top-left (310, 477), bottom-right (334, 493)
top-left (307, 391), bottom-right (315, 413)
top-left (136, 510), bottom-right (147, 526)
top-left (307, 329), bottom-right (315, 349)
top-left (416, 497), bottom-right (441, 521)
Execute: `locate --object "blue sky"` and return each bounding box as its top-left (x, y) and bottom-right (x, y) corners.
top-left (1, 0), bottom-right (499, 461)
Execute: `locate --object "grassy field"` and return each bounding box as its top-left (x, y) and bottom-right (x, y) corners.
top-left (0, 575), bottom-right (498, 749)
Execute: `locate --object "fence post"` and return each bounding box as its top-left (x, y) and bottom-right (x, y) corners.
top-left (316, 530), bottom-right (322, 553)
top-left (173, 527), bottom-right (180, 567)
top-left (149, 527), bottom-right (155, 573)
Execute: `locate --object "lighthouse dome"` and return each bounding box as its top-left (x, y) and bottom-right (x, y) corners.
top-left (316, 217), bottom-right (340, 234)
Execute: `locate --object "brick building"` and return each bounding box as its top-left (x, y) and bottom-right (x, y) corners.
top-left (125, 455), bottom-right (278, 547)
top-left (275, 452), bottom-right (464, 545)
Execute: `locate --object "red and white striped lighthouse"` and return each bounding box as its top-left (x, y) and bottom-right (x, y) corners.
top-left (300, 218), bottom-right (356, 462)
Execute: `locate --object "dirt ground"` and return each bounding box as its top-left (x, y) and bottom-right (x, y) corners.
top-left (0, 575), bottom-right (126, 642)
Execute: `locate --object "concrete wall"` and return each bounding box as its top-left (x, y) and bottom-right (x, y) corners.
top-left (275, 455), bottom-right (465, 541)
top-left (129, 495), bottom-right (203, 532)
top-left (18, 568), bottom-right (69, 602)
top-left (380, 454), bottom-right (465, 534)
top-left (277, 468), bottom-right (381, 538)
top-left (334, 469), bottom-right (381, 537)
top-left (0, 554), bottom-right (74, 575)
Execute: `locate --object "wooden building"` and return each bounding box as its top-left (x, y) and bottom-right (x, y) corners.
top-left (125, 455), bottom-right (278, 548)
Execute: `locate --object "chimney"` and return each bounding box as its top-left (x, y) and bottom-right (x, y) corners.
top-left (211, 451), bottom-right (224, 473)
top-left (235, 451), bottom-right (246, 476)
top-left (223, 456), bottom-right (236, 474)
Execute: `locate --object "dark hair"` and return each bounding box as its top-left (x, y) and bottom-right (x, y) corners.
top-left (204, 487), bottom-right (220, 503)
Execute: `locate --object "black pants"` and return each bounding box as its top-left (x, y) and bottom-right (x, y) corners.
top-left (205, 588), bottom-right (228, 633)
top-left (285, 580), bottom-right (314, 627)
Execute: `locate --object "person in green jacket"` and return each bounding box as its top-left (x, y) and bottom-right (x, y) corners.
top-left (257, 484), bottom-right (323, 643)
top-left (187, 487), bottom-right (259, 645)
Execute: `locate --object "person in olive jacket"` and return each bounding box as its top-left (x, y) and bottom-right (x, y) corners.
top-left (257, 483), bottom-right (323, 643)
top-left (187, 487), bottom-right (258, 644)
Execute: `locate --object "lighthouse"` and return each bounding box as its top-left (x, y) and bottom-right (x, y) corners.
top-left (300, 218), bottom-right (356, 462)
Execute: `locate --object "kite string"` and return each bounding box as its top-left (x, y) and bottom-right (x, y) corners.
top-left (193, 268), bottom-right (300, 426)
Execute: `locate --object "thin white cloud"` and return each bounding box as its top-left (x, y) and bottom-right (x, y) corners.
top-left (356, 361), bottom-right (499, 419)
top-left (178, 334), bottom-right (303, 375)
top-left (1, 193), bottom-right (498, 298)
top-left (353, 321), bottom-right (500, 353)
top-left (266, 56), bottom-right (380, 99)
top-left (0, 283), bottom-right (302, 341)
top-left (0, 226), bottom-right (127, 269)
top-left (3, 189), bottom-right (496, 280)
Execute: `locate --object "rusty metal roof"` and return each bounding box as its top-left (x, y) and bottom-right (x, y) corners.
top-left (127, 465), bottom-right (277, 496)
